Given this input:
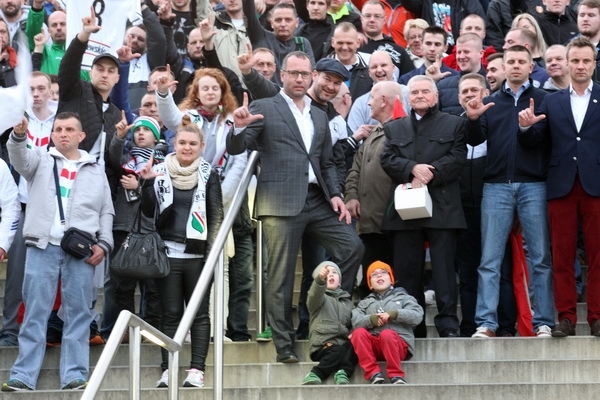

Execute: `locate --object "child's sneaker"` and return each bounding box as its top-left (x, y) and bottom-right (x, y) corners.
top-left (369, 372), bottom-right (384, 384)
top-left (256, 326), bottom-right (272, 342)
top-left (302, 372), bottom-right (321, 385)
top-left (334, 369), bottom-right (350, 385)
top-left (390, 376), bottom-right (406, 384)
top-left (183, 368), bottom-right (204, 387)
top-left (156, 369), bottom-right (169, 388)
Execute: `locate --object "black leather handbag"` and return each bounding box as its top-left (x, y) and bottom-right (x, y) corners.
top-left (110, 204), bottom-right (170, 280)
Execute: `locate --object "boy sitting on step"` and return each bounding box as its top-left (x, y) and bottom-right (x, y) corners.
top-left (302, 261), bottom-right (357, 385)
top-left (351, 261), bottom-right (423, 384)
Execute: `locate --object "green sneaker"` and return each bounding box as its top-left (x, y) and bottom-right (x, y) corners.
top-left (256, 326), bottom-right (272, 342)
top-left (302, 372), bottom-right (322, 385)
top-left (334, 369), bottom-right (350, 385)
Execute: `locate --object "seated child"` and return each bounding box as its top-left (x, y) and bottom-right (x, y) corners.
top-left (351, 261), bottom-right (423, 384)
top-left (302, 261), bottom-right (357, 385)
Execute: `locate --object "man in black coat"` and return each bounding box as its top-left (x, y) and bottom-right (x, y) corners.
top-left (380, 75), bottom-right (467, 338)
top-left (56, 8), bottom-right (121, 189)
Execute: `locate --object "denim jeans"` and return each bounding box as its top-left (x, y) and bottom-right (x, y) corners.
top-left (11, 245), bottom-right (94, 389)
top-left (475, 182), bottom-right (554, 332)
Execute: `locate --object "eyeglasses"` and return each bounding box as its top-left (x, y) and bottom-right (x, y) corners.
top-left (282, 70), bottom-right (312, 79)
top-left (370, 269), bottom-right (389, 278)
top-left (362, 13), bottom-right (385, 19)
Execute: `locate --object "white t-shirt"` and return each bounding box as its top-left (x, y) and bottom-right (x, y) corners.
top-left (61, 0), bottom-right (142, 70)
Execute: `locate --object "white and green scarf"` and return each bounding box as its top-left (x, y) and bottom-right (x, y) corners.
top-left (153, 154), bottom-right (212, 241)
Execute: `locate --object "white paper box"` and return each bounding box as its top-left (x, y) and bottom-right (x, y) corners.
top-left (394, 183), bottom-right (433, 220)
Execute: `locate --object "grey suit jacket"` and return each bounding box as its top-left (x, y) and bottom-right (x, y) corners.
top-left (227, 93), bottom-right (341, 217)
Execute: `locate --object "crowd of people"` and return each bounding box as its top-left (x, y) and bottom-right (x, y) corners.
top-left (0, 0), bottom-right (599, 391)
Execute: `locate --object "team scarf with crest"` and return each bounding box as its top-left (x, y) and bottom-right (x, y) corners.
top-left (153, 154), bottom-right (212, 242)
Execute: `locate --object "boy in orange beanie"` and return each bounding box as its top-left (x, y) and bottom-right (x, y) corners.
top-left (351, 261), bottom-right (423, 384)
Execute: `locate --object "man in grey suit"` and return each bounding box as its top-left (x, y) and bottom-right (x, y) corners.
top-left (228, 51), bottom-right (364, 363)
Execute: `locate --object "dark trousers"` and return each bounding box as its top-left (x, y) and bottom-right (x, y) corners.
top-left (357, 232), bottom-right (394, 299)
top-left (297, 233), bottom-right (328, 337)
top-left (392, 229), bottom-right (459, 337)
top-left (157, 257), bottom-right (211, 371)
top-left (226, 199), bottom-right (254, 341)
top-left (262, 187), bottom-right (364, 351)
top-left (310, 341), bottom-right (357, 380)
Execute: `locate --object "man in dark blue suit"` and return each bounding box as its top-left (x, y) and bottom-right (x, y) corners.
top-left (519, 36), bottom-right (600, 337)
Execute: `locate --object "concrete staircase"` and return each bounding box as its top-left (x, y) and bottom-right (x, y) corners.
top-left (1, 259), bottom-right (599, 399)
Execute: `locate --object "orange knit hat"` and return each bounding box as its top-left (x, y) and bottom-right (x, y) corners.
top-left (366, 260), bottom-right (395, 290)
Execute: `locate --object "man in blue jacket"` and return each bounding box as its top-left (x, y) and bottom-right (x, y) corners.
top-left (464, 45), bottom-right (553, 339)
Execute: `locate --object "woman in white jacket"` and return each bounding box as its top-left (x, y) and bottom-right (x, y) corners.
top-left (156, 68), bottom-right (246, 207)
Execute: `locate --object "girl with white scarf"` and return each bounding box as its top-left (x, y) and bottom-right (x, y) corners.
top-left (140, 122), bottom-right (223, 388)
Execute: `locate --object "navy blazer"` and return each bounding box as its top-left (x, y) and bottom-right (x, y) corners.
top-left (519, 83), bottom-right (600, 200)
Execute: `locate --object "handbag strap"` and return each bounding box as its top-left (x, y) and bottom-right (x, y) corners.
top-left (53, 158), bottom-right (66, 228)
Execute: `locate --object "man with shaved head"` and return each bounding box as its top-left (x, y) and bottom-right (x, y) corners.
top-left (348, 50), bottom-right (398, 132)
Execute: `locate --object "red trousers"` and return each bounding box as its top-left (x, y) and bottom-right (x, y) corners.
top-left (548, 177), bottom-right (600, 325)
top-left (350, 327), bottom-right (409, 380)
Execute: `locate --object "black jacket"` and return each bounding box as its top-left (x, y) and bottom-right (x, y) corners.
top-left (57, 36), bottom-right (121, 197)
top-left (358, 36), bottom-right (416, 76)
top-left (141, 168), bottom-right (223, 256)
top-left (466, 82), bottom-right (549, 183)
top-left (380, 106), bottom-right (467, 230)
top-left (533, 10), bottom-right (577, 46)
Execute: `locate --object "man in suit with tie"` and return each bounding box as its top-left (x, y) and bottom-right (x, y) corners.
top-left (227, 51), bottom-right (364, 363)
top-left (519, 36), bottom-right (600, 337)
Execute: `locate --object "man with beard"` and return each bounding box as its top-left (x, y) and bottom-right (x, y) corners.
top-left (0, 0), bottom-right (28, 50)
top-left (27, 2), bottom-right (90, 80)
top-left (485, 52), bottom-right (505, 93)
top-left (0, 17), bottom-right (16, 88)
top-left (228, 51), bottom-right (363, 363)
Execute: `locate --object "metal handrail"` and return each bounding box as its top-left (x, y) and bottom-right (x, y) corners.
top-left (82, 151), bottom-right (259, 400)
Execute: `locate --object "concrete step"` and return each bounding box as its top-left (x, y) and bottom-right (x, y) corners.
top-left (3, 382), bottom-right (600, 400)
top-left (2, 356), bottom-right (599, 391)
top-left (3, 335), bottom-right (600, 371)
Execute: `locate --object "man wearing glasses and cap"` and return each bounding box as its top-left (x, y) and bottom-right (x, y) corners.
top-left (228, 51), bottom-right (364, 364)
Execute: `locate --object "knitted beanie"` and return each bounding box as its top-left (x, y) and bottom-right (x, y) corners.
top-left (132, 116), bottom-right (161, 141)
top-left (312, 261), bottom-right (343, 284)
top-left (366, 260), bottom-right (395, 290)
